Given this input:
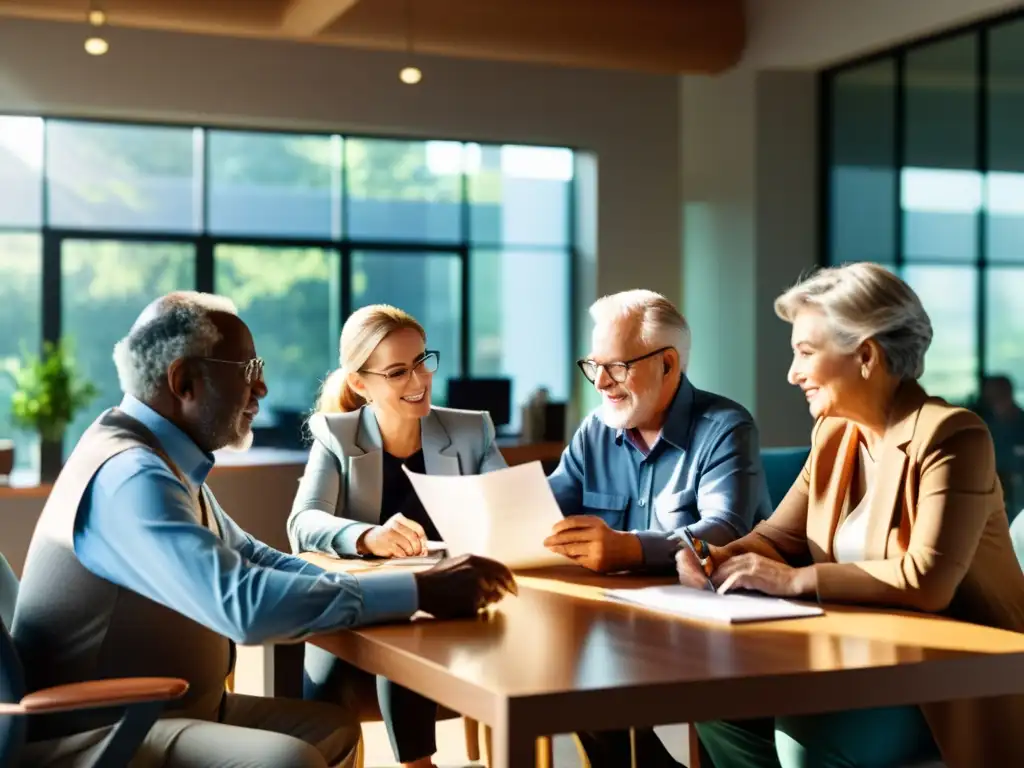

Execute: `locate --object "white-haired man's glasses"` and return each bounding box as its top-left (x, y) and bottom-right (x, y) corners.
top-left (198, 357), bottom-right (265, 384)
top-left (576, 346), bottom-right (671, 384)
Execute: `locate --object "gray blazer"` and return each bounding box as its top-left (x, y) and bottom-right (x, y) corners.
top-left (287, 405), bottom-right (507, 556)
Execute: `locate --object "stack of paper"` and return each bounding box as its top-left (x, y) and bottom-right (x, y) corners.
top-left (403, 461), bottom-right (571, 569)
top-left (606, 584), bottom-right (824, 624)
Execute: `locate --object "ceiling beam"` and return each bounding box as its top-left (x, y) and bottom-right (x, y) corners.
top-left (280, 0), bottom-right (361, 37)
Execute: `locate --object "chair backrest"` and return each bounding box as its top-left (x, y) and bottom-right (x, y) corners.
top-left (0, 613), bottom-right (27, 767)
top-left (760, 446), bottom-right (811, 509)
top-left (0, 552), bottom-right (17, 633)
top-left (1011, 513), bottom-right (1024, 571)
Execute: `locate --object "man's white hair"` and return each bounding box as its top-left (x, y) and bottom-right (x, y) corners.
top-left (589, 289), bottom-right (691, 369)
top-left (112, 291), bottom-right (238, 401)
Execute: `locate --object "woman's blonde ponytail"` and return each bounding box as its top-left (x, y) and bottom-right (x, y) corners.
top-left (315, 368), bottom-right (365, 414)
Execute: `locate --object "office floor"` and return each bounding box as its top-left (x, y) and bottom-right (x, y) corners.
top-left (359, 719), bottom-right (693, 767)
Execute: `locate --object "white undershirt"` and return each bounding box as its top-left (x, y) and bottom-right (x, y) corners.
top-left (833, 443), bottom-right (876, 564)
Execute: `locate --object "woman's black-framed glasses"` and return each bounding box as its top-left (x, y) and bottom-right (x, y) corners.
top-left (198, 357), bottom-right (265, 384)
top-left (360, 351), bottom-right (440, 385)
top-left (576, 347), bottom-right (671, 384)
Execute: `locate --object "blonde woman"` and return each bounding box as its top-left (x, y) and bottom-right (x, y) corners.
top-left (679, 263), bottom-right (1024, 768)
top-left (288, 304), bottom-right (507, 768)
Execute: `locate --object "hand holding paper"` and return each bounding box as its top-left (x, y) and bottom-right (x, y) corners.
top-left (402, 461), bottom-right (572, 569)
top-left (543, 515), bottom-right (644, 573)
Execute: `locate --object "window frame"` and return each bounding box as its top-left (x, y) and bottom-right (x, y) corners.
top-left (0, 115), bottom-right (578, 456)
top-left (818, 7), bottom-right (1024, 402)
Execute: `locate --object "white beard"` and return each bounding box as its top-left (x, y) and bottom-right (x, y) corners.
top-left (599, 399), bottom-right (636, 430)
top-left (222, 427), bottom-right (254, 452)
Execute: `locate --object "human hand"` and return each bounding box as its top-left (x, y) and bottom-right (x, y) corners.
top-left (413, 554), bottom-right (518, 619)
top-left (358, 514), bottom-right (427, 558)
top-left (712, 553), bottom-right (814, 598)
top-left (676, 547), bottom-right (714, 590)
top-left (543, 515), bottom-right (644, 573)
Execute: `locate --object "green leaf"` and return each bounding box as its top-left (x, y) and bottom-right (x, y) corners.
top-left (7, 338), bottom-right (98, 440)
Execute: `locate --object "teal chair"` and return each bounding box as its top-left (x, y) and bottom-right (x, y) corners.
top-left (0, 551), bottom-right (189, 767)
top-left (1011, 513), bottom-right (1024, 570)
top-left (760, 447), bottom-right (810, 509)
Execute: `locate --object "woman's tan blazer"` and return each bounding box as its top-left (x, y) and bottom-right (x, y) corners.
top-left (751, 381), bottom-right (1024, 767)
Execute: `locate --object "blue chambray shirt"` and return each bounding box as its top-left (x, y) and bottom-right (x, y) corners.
top-left (72, 395), bottom-right (418, 644)
top-left (549, 377), bottom-right (772, 571)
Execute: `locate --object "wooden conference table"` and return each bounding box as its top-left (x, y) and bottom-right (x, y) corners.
top-left (305, 554), bottom-right (1024, 768)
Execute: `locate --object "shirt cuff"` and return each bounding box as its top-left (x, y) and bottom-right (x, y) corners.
top-left (353, 571), bottom-right (419, 625)
top-left (333, 522), bottom-right (375, 556)
top-left (686, 516), bottom-right (740, 547)
top-left (636, 530), bottom-right (679, 572)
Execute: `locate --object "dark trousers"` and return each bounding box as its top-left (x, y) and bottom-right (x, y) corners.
top-left (576, 727), bottom-right (682, 768)
top-left (303, 643), bottom-right (437, 763)
top-left (375, 676), bottom-right (437, 763)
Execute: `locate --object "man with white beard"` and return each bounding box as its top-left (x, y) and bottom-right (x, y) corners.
top-left (545, 289), bottom-right (771, 573)
top-left (543, 289), bottom-right (772, 768)
top-left (13, 291), bottom-right (514, 768)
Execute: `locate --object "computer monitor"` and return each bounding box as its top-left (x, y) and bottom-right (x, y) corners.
top-left (446, 377), bottom-right (512, 427)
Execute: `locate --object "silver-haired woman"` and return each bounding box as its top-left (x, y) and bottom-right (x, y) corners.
top-left (678, 263), bottom-right (1024, 767)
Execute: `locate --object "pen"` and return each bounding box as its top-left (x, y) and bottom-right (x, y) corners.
top-left (670, 528), bottom-right (717, 593)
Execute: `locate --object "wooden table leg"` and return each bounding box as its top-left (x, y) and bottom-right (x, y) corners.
top-left (491, 717), bottom-right (534, 768)
top-left (535, 736), bottom-right (553, 768)
top-left (688, 724), bottom-right (702, 768)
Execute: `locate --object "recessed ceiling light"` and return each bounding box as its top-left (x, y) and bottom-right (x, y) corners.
top-left (88, 9), bottom-right (106, 26)
top-left (84, 36), bottom-right (109, 55)
top-left (399, 66), bottom-right (422, 85)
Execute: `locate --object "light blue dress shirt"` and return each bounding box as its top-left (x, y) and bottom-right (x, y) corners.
top-left (549, 377), bottom-right (772, 570)
top-left (73, 395), bottom-right (418, 645)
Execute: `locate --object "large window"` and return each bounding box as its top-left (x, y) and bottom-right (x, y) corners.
top-left (822, 12), bottom-right (1024, 404)
top-left (0, 116), bottom-right (575, 471)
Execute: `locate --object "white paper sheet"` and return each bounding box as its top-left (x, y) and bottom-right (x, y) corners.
top-left (605, 584), bottom-right (824, 624)
top-left (402, 461), bottom-right (571, 569)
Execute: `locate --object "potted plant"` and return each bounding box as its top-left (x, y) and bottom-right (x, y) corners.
top-left (7, 340), bottom-right (98, 483)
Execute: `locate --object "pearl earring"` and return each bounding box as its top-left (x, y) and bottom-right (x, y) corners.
top-left (861, 366), bottom-right (869, 379)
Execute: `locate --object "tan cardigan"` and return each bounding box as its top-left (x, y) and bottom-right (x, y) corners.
top-left (747, 381), bottom-right (1024, 767)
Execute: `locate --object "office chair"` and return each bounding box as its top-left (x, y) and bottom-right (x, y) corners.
top-left (760, 446), bottom-right (811, 508)
top-left (0, 551), bottom-right (189, 767)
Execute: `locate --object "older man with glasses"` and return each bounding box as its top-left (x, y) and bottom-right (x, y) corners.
top-left (543, 288), bottom-right (773, 767)
top-left (13, 291), bottom-right (514, 768)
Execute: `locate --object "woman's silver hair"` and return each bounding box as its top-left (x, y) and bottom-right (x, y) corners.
top-left (112, 291), bottom-right (238, 401)
top-left (589, 289), bottom-right (691, 369)
top-left (774, 263), bottom-right (933, 380)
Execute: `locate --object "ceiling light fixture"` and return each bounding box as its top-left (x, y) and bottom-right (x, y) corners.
top-left (84, 1), bottom-right (109, 56)
top-left (399, 66), bottom-right (422, 85)
top-left (400, 0), bottom-right (421, 84)
top-left (84, 36), bottom-right (109, 55)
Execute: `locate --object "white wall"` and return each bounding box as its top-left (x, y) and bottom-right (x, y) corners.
top-left (680, 67), bottom-right (818, 447)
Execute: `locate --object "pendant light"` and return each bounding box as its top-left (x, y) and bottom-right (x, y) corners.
top-left (84, 1), bottom-right (109, 55)
top-left (399, 0), bottom-right (421, 84)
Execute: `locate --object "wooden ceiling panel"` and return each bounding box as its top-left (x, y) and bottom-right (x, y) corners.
top-left (0, 0), bottom-right (745, 74)
top-left (327, 0), bottom-right (744, 73)
top-left (280, 0), bottom-right (361, 37)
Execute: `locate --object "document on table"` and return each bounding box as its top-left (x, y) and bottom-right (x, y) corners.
top-left (402, 461), bottom-right (571, 569)
top-left (605, 584), bottom-right (824, 624)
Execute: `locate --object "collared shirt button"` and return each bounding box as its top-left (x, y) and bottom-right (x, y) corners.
top-left (638, 498), bottom-right (646, 507)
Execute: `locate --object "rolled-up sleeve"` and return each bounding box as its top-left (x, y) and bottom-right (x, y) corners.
top-left (690, 421), bottom-right (764, 545)
top-left (75, 450), bottom-right (417, 645)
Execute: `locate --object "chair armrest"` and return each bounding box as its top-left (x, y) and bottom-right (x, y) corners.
top-left (0, 677), bottom-right (189, 715)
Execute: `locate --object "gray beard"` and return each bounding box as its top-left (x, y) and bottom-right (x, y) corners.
top-left (200, 372), bottom-right (252, 452)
